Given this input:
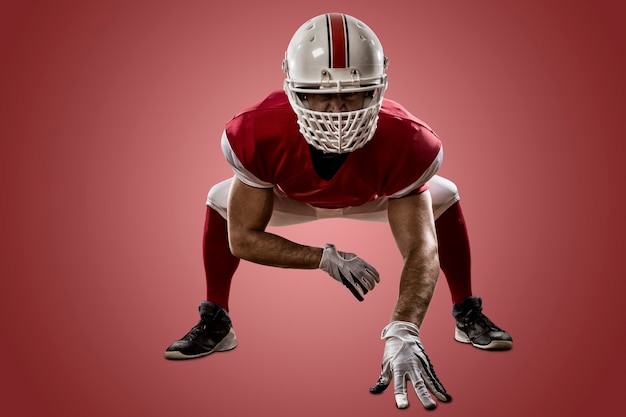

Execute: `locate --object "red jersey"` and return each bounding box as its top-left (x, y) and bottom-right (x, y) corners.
top-left (223, 91), bottom-right (442, 209)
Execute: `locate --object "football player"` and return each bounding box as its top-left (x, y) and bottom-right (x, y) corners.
top-left (165, 13), bottom-right (512, 410)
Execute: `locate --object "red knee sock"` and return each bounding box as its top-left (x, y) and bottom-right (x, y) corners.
top-left (435, 202), bottom-right (473, 304)
top-left (203, 207), bottom-right (240, 311)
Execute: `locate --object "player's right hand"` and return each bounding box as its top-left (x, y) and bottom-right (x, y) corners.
top-left (318, 243), bottom-right (380, 301)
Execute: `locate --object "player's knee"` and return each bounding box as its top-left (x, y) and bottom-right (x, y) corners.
top-left (429, 176), bottom-right (460, 220)
top-left (206, 179), bottom-right (231, 215)
top-left (430, 176), bottom-right (459, 206)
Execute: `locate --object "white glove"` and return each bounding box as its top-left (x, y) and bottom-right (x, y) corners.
top-left (318, 243), bottom-right (380, 301)
top-left (370, 321), bottom-right (451, 409)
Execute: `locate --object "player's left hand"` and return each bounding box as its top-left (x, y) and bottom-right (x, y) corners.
top-left (318, 243), bottom-right (380, 301)
top-left (369, 321), bottom-right (452, 409)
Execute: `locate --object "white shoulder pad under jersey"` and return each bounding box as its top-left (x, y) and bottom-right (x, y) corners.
top-left (221, 131), bottom-right (274, 189)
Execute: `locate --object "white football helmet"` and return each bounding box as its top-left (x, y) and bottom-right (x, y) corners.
top-left (283, 13), bottom-right (389, 153)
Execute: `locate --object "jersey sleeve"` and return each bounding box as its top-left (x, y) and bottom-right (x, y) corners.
top-left (221, 130), bottom-right (274, 189)
top-left (388, 145), bottom-right (443, 198)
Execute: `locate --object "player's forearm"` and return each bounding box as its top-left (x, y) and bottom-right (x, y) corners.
top-left (229, 229), bottom-right (323, 269)
top-left (387, 192), bottom-right (440, 326)
top-left (391, 247), bottom-right (440, 326)
top-left (226, 178), bottom-right (322, 269)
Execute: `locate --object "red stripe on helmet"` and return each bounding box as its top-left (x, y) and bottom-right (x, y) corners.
top-left (328, 13), bottom-right (347, 68)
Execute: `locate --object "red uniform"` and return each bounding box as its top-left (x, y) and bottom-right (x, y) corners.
top-left (224, 91), bottom-right (442, 209)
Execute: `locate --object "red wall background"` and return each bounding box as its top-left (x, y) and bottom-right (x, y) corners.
top-left (1, 0), bottom-right (624, 416)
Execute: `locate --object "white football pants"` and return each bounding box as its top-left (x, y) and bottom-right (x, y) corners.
top-left (206, 175), bottom-right (459, 227)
